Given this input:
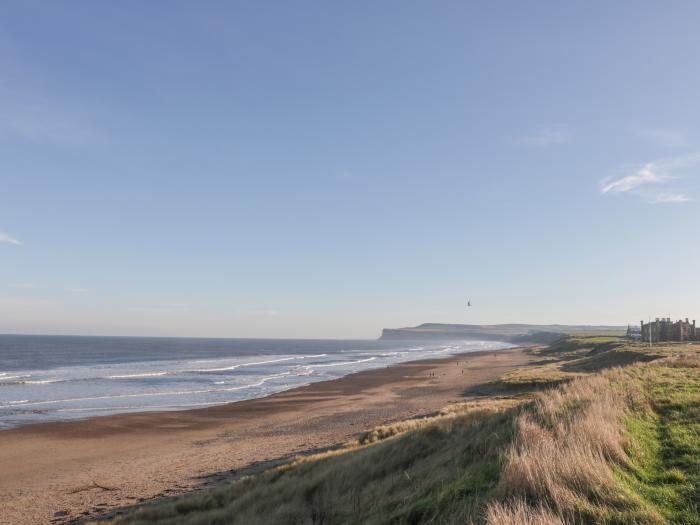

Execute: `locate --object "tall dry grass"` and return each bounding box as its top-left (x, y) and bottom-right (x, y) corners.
top-left (357, 398), bottom-right (520, 445)
top-left (485, 367), bottom-right (661, 524)
top-left (661, 354), bottom-right (700, 368)
top-left (484, 499), bottom-right (565, 525)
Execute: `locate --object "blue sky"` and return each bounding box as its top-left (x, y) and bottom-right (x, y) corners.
top-left (2, 1), bottom-right (700, 338)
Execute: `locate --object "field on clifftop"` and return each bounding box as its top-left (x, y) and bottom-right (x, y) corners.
top-left (105, 337), bottom-right (700, 525)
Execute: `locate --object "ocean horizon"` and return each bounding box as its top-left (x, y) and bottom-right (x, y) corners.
top-left (0, 334), bottom-right (512, 429)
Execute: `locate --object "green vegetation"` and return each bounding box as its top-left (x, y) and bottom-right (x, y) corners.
top-left (108, 401), bottom-right (520, 524)
top-left (497, 335), bottom-right (661, 388)
top-left (617, 360), bottom-right (700, 524)
top-left (107, 338), bottom-right (700, 525)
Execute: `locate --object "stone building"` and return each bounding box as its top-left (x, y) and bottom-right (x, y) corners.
top-left (640, 318), bottom-right (697, 343)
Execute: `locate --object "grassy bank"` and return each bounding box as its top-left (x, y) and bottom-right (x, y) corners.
top-left (106, 338), bottom-right (700, 525)
top-left (617, 360), bottom-right (700, 523)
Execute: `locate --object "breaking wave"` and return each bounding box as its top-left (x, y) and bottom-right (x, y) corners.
top-left (0, 339), bottom-right (511, 428)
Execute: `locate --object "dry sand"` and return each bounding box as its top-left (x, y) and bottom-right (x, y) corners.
top-left (0, 346), bottom-right (534, 524)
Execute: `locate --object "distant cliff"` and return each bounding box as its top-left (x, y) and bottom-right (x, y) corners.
top-left (379, 323), bottom-right (625, 344)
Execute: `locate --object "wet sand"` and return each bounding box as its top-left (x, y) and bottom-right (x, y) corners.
top-left (0, 346), bottom-right (534, 524)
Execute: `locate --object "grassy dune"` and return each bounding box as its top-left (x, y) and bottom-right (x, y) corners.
top-left (107, 338), bottom-right (700, 525)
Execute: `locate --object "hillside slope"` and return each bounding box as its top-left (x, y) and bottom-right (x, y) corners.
top-left (379, 323), bottom-right (626, 343)
top-left (105, 338), bottom-right (699, 525)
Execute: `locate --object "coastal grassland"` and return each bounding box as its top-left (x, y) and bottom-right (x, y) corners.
top-left (107, 339), bottom-right (700, 525)
top-left (495, 335), bottom-right (665, 389)
top-left (615, 358), bottom-right (700, 523)
top-left (486, 347), bottom-right (700, 524)
top-left (108, 398), bottom-right (522, 524)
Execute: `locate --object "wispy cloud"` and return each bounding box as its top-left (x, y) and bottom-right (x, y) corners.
top-left (0, 53), bottom-right (103, 146)
top-left (9, 283), bottom-right (38, 289)
top-left (65, 287), bottom-right (89, 293)
top-left (600, 153), bottom-right (700, 204)
top-left (600, 163), bottom-right (666, 194)
top-left (651, 192), bottom-right (690, 204)
top-left (0, 232), bottom-right (21, 245)
top-left (248, 308), bottom-right (279, 317)
top-left (0, 102), bottom-right (101, 146)
top-left (0, 298), bottom-right (50, 307)
top-left (129, 304), bottom-right (189, 314)
top-left (635, 128), bottom-right (687, 148)
top-left (6, 284), bottom-right (91, 293)
top-left (515, 125), bottom-right (572, 148)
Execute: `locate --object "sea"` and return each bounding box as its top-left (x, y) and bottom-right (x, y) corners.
top-left (0, 334), bottom-right (511, 429)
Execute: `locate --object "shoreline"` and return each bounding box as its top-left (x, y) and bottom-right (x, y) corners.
top-left (0, 340), bottom-right (514, 431)
top-left (0, 346), bottom-right (535, 525)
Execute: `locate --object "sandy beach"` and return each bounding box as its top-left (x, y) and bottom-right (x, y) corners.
top-left (0, 346), bottom-right (534, 525)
